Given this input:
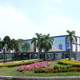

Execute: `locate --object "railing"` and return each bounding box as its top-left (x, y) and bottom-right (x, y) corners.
top-left (0, 51), bottom-right (79, 62)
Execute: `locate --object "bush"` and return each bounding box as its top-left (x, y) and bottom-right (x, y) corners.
top-left (54, 64), bottom-right (72, 72)
top-left (58, 59), bottom-right (80, 67)
top-left (70, 67), bottom-right (80, 72)
top-left (34, 63), bottom-right (80, 73)
top-left (34, 64), bottom-right (71, 73)
top-left (54, 64), bottom-right (71, 69)
top-left (34, 67), bottom-right (54, 73)
top-left (34, 63), bottom-right (73, 73)
top-left (0, 59), bottom-right (39, 67)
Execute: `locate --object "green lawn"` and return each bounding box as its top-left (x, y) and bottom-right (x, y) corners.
top-left (0, 59), bottom-right (80, 77)
top-left (0, 67), bottom-right (80, 77)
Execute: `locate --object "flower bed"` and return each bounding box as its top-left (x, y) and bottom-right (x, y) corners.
top-left (17, 60), bottom-right (80, 73)
top-left (34, 64), bottom-right (80, 73)
top-left (17, 61), bottom-right (48, 72)
top-left (34, 64), bottom-right (72, 73)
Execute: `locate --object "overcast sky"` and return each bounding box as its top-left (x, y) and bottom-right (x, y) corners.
top-left (0, 0), bottom-right (80, 39)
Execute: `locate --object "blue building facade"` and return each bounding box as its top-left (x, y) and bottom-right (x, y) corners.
top-left (1, 35), bottom-right (80, 61)
top-left (19, 35), bottom-right (80, 52)
top-left (52, 35), bottom-right (66, 51)
top-left (19, 35), bottom-right (80, 60)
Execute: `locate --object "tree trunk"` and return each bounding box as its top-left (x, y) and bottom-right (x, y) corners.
top-left (29, 53), bottom-right (31, 59)
top-left (34, 42), bottom-right (36, 52)
top-left (69, 41), bottom-right (72, 60)
top-left (44, 52), bottom-right (47, 61)
top-left (75, 40), bottom-right (77, 60)
top-left (45, 52), bottom-right (46, 60)
top-left (38, 48), bottom-right (41, 59)
top-left (3, 49), bottom-right (6, 63)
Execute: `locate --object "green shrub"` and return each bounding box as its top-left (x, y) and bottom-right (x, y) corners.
top-left (0, 59), bottom-right (40, 67)
top-left (34, 63), bottom-right (73, 73)
top-left (70, 67), bottom-right (80, 72)
top-left (58, 59), bottom-right (80, 67)
top-left (34, 67), bottom-right (54, 73)
top-left (54, 64), bottom-right (72, 69)
top-left (53, 64), bottom-right (72, 72)
top-left (34, 62), bottom-right (80, 73)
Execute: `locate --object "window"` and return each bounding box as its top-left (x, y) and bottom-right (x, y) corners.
top-left (59, 44), bottom-right (63, 50)
top-left (72, 44), bottom-right (76, 51)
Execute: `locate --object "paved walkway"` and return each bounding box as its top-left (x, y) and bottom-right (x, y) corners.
top-left (0, 76), bottom-right (80, 80)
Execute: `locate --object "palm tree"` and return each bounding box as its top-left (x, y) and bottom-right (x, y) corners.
top-left (32, 33), bottom-right (53, 60)
top-left (35, 33), bottom-right (42, 52)
top-left (41, 34), bottom-right (53, 52)
top-left (32, 33), bottom-right (42, 52)
top-left (31, 33), bottom-right (42, 59)
top-left (66, 30), bottom-right (77, 60)
top-left (40, 34), bottom-right (53, 60)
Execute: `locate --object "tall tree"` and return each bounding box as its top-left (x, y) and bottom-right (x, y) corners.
top-left (31, 33), bottom-right (42, 52)
top-left (3, 36), bottom-right (19, 53)
top-left (39, 34), bottom-right (53, 60)
top-left (31, 33), bottom-right (42, 59)
top-left (0, 41), bottom-right (3, 51)
top-left (40, 34), bottom-right (53, 52)
top-left (32, 33), bottom-right (53, 60)
top-left (10, 39), bottom-right (19, 52)
top-left (66, 30), bottom-right (77, 60)
top-left (31, 37), bottom-right (37, 52)
top-left (3, 36), bottom-right (11, 51)
top-left (35, 33), bottom-right (42, 52)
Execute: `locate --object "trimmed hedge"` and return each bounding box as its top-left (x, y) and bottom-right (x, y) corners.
top-left (33, 59), bottom-right (80, 73)
top-left (34, 67), bottom-right (54, 73)
top-left (58, 59), bottom-right (80, 67)
top-left (0, 59), bottom-right (40, 67)
top-left (54, 64), bottom-right (72, 69)
top-left (34, 60), bottom-right (80, 73)
top-left (34, 64), bottom-right (72, 73)
top-left (34, 64), bottom-right (80, 73)
top-left (54, 64), bottom-right (73, 72)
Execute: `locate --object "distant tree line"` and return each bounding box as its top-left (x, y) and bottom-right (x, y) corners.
top-left (0, 36), bottom-right (19, 53)
top-left (0, 36), bottom-right (30, 53)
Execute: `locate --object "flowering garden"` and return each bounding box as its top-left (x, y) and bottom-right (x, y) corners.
top-left (0, 59), bottom-right (80, 77)
top-left (16, 59), bottom-right (80, 73)
top-left (17, 61), bottom-right (48, 72)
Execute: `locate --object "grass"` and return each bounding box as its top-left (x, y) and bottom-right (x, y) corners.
top-left (0, 67), bottom-right (80, 77)
top-left (0, 59), bottom-right (80, 77)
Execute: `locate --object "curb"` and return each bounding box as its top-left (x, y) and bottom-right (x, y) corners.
top-left (0, 76), bottom-right (80, 80)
